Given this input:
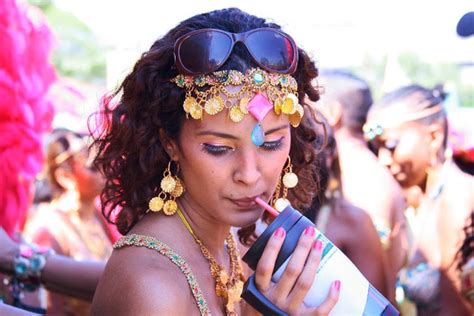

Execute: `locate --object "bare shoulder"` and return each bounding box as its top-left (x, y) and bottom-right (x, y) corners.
top-left (450, 164), bottom-right (474, 203)
top-left (333, 199), bottom-right (375, 231)
top-left (340, 147), bottom-right (406, 220)
top-left (444, 164), bottom-right (474, 219)
top-left (329, 199), bottom-right (381, 251)
top-left (92, 243), bottom-right (195, 315)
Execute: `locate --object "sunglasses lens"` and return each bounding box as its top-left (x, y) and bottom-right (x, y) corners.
top-left (179, 31), bottom-right (232, 74)
top-left (246, 30), bottom-right (295, 72)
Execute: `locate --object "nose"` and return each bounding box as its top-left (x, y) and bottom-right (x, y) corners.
top-left (232, 150), bottom-right (261, 186)
top-left (377, 147), bottom-right (393, 168)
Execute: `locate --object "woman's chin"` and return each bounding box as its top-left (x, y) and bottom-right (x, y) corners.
top-left (230, 208), bottom-right (265, 228)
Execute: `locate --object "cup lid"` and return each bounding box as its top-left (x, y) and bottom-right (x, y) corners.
top-left (242, 205), bottom-right (302, 271)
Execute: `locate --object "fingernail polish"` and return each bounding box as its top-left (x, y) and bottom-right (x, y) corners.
top-left (274, 227), bottom-right (286, 238)
top-left (313, 239), bottom-right (323, 250)
top-left (334, 280), bottom-right (341, 292)
top-left (304, 226), bottom-right (315, 237)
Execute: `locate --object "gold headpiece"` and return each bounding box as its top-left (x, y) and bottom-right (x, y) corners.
top-left (364, 104), bottom-right (444, 141)
top-left (172, 68), bottom-right (304, 128)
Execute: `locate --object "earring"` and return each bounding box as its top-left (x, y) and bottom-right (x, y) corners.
top-left (426, 147), bottom-right (442, 195)
top-left (272, 156), bottom-right (298, 211)
top-left (148, 161), bottom-right (185, 216)
top-left (325, 176), bottom-right (341, 200)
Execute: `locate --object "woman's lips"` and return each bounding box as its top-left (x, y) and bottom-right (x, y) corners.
top-left (229, 196), bottom-right (262, 208)
top-left (394, 172), bottom-right (407, 182)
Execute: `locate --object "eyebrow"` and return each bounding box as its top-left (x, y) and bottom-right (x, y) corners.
top-left (196, 124), bottom-right (289, 139)
top-left (264, 124), bottom-right (289, 136)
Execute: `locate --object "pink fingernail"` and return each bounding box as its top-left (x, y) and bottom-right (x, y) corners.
top-left (274, 227), bottom-right (286, 238)
top-left (333, 280), bottom-right (341, 292)
top-left (304, 226), bottom-right (315, 237)
top-left (313, 239), bottom-right (323, 250)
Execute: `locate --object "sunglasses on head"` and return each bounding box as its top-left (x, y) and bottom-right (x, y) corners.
top-left (174, 28), bottom-right (298, 75)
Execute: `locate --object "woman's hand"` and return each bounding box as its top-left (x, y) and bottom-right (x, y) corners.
top-left (0, 228), bottom-right (19, 274)
top-left (253, 226), bottom-right (340, 315)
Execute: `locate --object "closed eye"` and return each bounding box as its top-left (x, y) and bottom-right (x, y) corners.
top-left (384, 139), bottom-right (398, 151)
top-left (261, 137), bottom-right (285, 151)
top-left (201, 136), bottom-right (285, 156)
top-left (201, 143), bottom-right (234, 156)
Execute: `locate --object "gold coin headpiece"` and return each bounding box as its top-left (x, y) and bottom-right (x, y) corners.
top-left (173, 68), bottom-right (304, 146)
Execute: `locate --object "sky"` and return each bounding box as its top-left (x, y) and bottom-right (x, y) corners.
top-left (54, 0), bottom-right (474, 87)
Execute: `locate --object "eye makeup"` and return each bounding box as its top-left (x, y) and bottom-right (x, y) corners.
top-left (201, 136), bottom-right (285, 156)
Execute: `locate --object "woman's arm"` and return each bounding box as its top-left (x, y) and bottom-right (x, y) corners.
top-left (0, 229), bottom-right (17, 276)
top-left (342, 204), bottom-right (387, 296)
top-left (40, 256), bottom-right (105, 301)
top-left (0, 228), bottom-right (104, 301)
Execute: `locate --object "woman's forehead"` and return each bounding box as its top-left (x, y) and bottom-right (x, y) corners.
top-left (182, 109), bottom-right (290, 138)
top-left (369, 100), bottom-right (411, 122)
top-left (379, 121), bottom-right (427, 140)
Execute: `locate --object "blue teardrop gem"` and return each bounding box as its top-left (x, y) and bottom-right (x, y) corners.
top-left (251, 123), bottom-right (265, 146)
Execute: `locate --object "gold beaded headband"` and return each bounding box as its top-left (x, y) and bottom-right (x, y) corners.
top-left (172, 68), bottom-right (304, 146)
top-left (363, 104), bottom-right (444, 141)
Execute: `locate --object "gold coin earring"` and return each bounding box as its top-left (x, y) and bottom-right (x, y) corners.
top-left (148, 161), bottom-right (185, 216)
top-left (272, 156), bottom-right (298, 212)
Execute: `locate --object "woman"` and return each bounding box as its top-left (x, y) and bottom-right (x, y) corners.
top-left (91, 8), bottom-right (340, 315)
top-left (365, 84), bottom-right (474, 315)
top-left (22, 129), bottom-right (113, 315)
top-left (458, 212), bottom-right (474, 309)
top-left (315, 70), bottom-right (408, 301)
top-left (304, 118), bottom-right (387, 295)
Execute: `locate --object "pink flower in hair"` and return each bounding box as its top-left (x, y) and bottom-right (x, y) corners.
top-left (0, 0), bottom-right (56, 236)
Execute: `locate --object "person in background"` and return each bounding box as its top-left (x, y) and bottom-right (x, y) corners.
top-left (1, 0), bottom-right (55, 312)
top-left (456, 9), bottom-right (474, 312)
top-left (304, 116), bottom-right (387, 295)
top-left (0, 227), bottom-right (104, 304)
top-left (365, 84), bottom-right (474, 315)
top-left (311, 69), bottom-right (408, 301)
top-left (23, 129), bottom-right (112, 315)
top-left (458, 212), bottom-right (474, 309)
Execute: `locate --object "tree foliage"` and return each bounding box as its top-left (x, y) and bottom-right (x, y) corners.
top-left (29, 0), bottom-right (106, 84)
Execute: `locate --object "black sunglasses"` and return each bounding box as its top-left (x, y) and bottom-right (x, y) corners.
top-left (174, 28), bottom-right (299, 75)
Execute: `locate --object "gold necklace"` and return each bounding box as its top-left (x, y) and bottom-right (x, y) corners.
top-left (176, 207), bottom-right (245, 315)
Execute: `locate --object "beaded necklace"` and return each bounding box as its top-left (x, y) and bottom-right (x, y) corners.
top-left (176, 207), bottom-right (245, 315)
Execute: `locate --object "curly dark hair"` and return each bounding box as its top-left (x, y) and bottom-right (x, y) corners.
top-left (93, 8), bottom-right (324, 240)
top-left (458, 211), bottom-right (474, 270)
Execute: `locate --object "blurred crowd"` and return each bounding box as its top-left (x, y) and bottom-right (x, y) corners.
top-left (0, 1), bottom-right (473, 315)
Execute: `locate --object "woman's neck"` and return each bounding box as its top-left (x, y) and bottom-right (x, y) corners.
top-left (54, 190), bottom-right (97, 221)
top-left (177, 196), bottom-right (231, 261)
top-left (404, 159), bottom-right (449, 211)
top-left (76, 199), bottom-right (97, 220)
top-left (335, 128), bottom-right (366, 149)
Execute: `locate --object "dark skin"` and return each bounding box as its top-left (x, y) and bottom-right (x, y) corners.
top-left (368, 113), bottom-right (474, 315)
top-left (0, 228), bottom-right (103, 305)
top-left (0, 108), bottom-right (340, 315)
top-left (313, 100), bottom-right (408, 302)
top-left (322, 198), bottom-right (387, 295)
top-left (92, 104), bottom-right (340, 315)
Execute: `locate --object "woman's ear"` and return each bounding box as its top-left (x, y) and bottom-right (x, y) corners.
top-left (315, 100), bottom-right (343, 128)
top-left (327, 101), bottom-right (343, 127)
top-left (159, 129), bottom-right (180, 161)
top-left (54, 168), bottom-right (76, 191)
top-left (428, 122), bottom-right (445, 151)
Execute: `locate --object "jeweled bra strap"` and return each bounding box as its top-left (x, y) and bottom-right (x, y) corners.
top-left (114, 234), bottom-right (211, 316)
